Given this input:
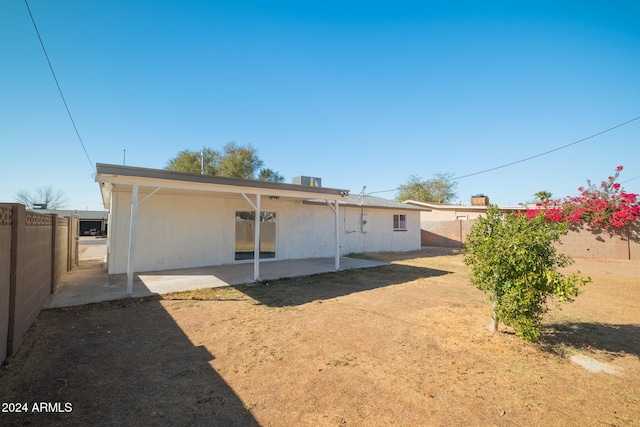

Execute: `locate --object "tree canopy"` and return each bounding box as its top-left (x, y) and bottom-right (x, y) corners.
top-left (533, 190), bottom-right (553, 203)
top-left (396, 173), bottom-right (458, 204)
top-left (16, 186), bottom-right (68, 210)
top-left (165, 142), bottom-right (284, 182)
top-left (463, 205), bottom-right (590, 341)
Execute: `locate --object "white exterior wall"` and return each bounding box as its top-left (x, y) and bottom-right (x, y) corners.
top-left (108, 191), bottom-right (232, 274)
top-left (277, 201), bottom-right (337, 259)
top-left (107, 190), bottom-right (421, 274)
top-left (340, 206), bottom-right (421, 254)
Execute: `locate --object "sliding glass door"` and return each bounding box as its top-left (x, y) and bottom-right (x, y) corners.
top-left (235, 211), bottom-right (276, 260)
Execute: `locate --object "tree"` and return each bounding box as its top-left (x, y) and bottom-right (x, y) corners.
top-left (396, 173), bottom-right (458, 203)
top-left (15, 186), bottom-right (69, 210)
top-left (258, 168), bottom-right (285, 182)
top-left (165, 142), bottom-right (284, 182)
top-left (216, 141), bottom-right (264, 180)
top-left (533, 190), bottom-right (552, 203)
top-left (463, 205), bottom-right (590, 341)
top-left (166, 148), bottom-right (219, 175)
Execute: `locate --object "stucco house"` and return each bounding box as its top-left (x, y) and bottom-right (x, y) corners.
top-left (403, 198), bottom-right (525, 221)
top-left (403, 198), bottom-right (525, 247)
top-left (95, 164), bottom-right (422, 292)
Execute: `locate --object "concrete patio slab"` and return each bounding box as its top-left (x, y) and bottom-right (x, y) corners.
top-left (45, 257), bottom-right (387, 308)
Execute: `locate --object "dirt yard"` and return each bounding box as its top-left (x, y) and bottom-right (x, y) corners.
top-left (1, 248), bottom-right (639, 426)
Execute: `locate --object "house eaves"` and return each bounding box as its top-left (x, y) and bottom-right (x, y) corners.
top-left (403, 200), bottom-right (525, 211)
top-left (95, 163), bottom-right (349, 208)
top-left (305, 195), bottom-right (427, 211)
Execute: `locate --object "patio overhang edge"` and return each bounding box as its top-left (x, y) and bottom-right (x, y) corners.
top-left (95, 163), bottom-right (349, 208)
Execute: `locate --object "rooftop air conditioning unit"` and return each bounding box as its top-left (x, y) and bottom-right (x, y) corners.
top-left (292, 176), bottom-right (322, 187)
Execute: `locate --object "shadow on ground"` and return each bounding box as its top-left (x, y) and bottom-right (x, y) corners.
top-left (353, 247), bottom-right (461, 263)
top-left (234, 263), bottom-right (451, 307)
top-left (540, 322), bottom-right (640, 359)
top-left (0, 298), bottom-right (259, 426)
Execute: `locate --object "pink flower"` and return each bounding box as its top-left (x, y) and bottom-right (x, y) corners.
top-left (525, 166), bottom-right (639, 229)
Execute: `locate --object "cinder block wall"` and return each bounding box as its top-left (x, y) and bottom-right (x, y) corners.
top-left (21, 211), bottom-right (53, 336)
top-left (54, 217), bottom-right (70, 291)
top-left (420, 220), bottom-right (474, 248)
top-left (0, 204), bottom-right (78, 364)
top-left (0, 206), bottom-right (12, 365)
top-left (421, 218), bottom-right (639, 260)
top-left (558, 223), bottom-right (639, 260)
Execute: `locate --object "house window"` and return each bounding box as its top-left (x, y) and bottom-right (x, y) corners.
top-left (235, 211), bottom-right (276, 260)
top-left (393, 214), bottom-right (407, 231)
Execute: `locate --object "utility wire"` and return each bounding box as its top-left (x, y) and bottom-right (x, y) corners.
top-left (450, 115), bottom-right (640, 181)
top-left (622, 175), bottom-right (640, 184)
top-left (368, 115), bottom-right (640, 195)
top-left (24, 0), bottom-right (95, 172)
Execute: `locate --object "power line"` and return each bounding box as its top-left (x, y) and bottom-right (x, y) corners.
top-left (24, 0), bottom-right (95, 172)
top-left (622, 175), bottom-right (640, 184)
top-left (450, 115), bottom-right (640, 181)
top-left (368, 115), bottom-right (640, 195)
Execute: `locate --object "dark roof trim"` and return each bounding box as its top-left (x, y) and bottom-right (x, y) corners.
top-left (304, 195), bottom-right (426, 211)
top-left (96, 163), bottom-right (349, 197)
top-left (403, 200), bottom-right (525, 211)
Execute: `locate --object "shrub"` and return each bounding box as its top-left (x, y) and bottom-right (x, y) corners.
top-left (463, 205), bottom-right (590, 341)
top-left (526, 166), bottom-right (640, 231)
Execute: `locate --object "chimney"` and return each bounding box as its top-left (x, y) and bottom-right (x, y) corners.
top-left (471, 194), bottom-right (489, 206)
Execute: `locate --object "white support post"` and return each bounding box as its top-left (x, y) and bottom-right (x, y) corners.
top-left (254, 194), bottom-right (261, 281)
top-left (334, 199), bottom-right (340, 271)
top-left (241, 193), bottom-right (257, 210)
top-left (126, 184), bottom-right (139, 297)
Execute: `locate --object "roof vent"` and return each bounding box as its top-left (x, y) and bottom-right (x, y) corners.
top-left (292, 176), bottom-right (322, 187)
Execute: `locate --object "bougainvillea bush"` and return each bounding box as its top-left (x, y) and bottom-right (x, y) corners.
top-left (526, 166), bottom-right (640, 231)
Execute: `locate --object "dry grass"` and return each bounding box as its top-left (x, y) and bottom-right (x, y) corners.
top-left (1, 248), bottom-right (639, 426)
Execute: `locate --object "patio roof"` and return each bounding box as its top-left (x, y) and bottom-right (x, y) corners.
top-left (94, 163), bottom-right (349, 297)
top-left (95, 163), bottom-right (349, 208)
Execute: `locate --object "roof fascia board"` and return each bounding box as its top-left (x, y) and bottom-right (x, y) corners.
top-left (303, 200), bottom-right (425, 211)
top-left (99, 183), bottom-right (112, 209)
top-left (95, 163), bottom-right (348, 198)
top-left (404, 200), bottom-right (525, 211)
top-left (98, 174), bottom-right (345, 201)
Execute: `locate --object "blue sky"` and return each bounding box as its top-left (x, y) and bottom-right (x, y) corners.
top-left (2, 0), bottom-right (639, 209)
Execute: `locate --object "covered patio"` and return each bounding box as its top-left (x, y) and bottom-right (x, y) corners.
top-left (95, 164), bottom-right (352, 297)
top-left (45, 256), bottom-right (387, 308)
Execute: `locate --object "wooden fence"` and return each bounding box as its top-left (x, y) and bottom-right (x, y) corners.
top-left (0, 204), bottom-right (78, 364)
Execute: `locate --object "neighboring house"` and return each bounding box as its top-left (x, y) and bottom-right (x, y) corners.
top-left (95, 164), bottom-right (422, 290)
top-left (403, 199), bottom-right (525, 221)
top-left (403, 198), bottom-right (525, 247)
top-left (41, 209), bottom-right (108, 235)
